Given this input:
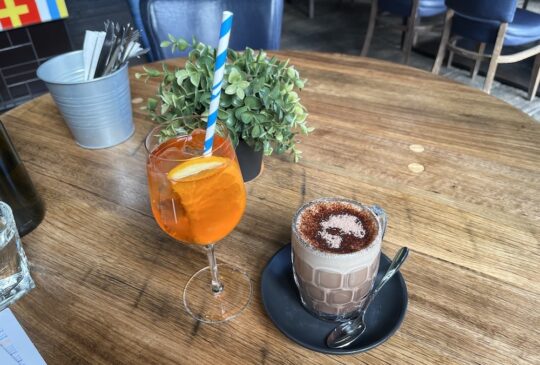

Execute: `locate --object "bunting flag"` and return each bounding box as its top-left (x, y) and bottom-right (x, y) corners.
top-left (0, 0), bottom-right (68, 32)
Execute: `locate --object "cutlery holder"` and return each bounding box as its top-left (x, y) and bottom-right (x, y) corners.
top-left (37, 50), bottom-right (134, 149)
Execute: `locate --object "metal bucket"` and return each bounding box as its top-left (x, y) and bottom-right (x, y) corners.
top-left (37, 50), bottom-right (134, 149)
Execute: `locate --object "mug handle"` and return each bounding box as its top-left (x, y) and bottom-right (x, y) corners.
top-left (370, 205), bottom-right (387, 240)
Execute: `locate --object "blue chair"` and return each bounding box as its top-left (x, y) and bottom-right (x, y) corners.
top-left (126, 0), bottom-right (155, 61)
top-left (362, 0), bottom-right (446, 64)
top-left (136, 0), bottom-right (284, 60)
top-left (432, 0), bottom-right (540, 100)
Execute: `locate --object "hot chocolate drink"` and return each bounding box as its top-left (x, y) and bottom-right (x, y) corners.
top-left (292, 198), bottom-right (386, 321)
top-left (297, 200), bottom-right (379, 254)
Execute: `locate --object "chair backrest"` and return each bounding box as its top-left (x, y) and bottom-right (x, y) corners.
top-left (140, 0), bottom-right (284, 60)
top-left (126, 0), bottom-right (155, 61)
top-left (445, 0), bottom-right (517, 23)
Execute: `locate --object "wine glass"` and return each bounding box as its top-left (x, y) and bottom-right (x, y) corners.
top-left (145, 117), bottom-right (251, 323)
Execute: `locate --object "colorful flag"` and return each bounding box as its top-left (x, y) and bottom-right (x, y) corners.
top-left (0, 0), bottom-right (68, 32)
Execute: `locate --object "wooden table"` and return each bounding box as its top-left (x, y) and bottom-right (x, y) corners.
top-left (2, 52), bottom-right (539, 364)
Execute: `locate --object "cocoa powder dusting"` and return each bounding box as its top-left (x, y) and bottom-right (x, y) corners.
top-left (297, 201), bottom-right (378, 254)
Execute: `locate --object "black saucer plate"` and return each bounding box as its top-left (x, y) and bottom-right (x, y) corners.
top-left (261, 244), bottom-right (408, 355)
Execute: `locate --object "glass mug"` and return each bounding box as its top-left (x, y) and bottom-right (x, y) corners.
top-left (0, 201), bottom-right (35, 312)
top-left (291, 198), bottom-right (387, 321)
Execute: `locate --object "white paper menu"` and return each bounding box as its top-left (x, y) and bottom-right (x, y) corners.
top-left (0, 309), bottom-right (46, 365)
top-left (0, 347), bottom-right (18, 365)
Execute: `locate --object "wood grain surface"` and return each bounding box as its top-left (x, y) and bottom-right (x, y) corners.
top-left (1, 51), bottom-right (539, 364)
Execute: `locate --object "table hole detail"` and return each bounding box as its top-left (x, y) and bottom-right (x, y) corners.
top-left (408, 163), bottom-right (424, 173)
top-left (409, 144), bottom-right (425, 153)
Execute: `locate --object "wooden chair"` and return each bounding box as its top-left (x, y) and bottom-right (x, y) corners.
top-left (432, 0), bottom-right (540, 100)
top-left (361, 0), bottom-right (446, 64)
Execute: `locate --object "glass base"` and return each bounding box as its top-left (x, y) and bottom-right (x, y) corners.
top-left (0, 272), bottom-right (35, 312)
top-left (183, 264), bottom-right (252, 323)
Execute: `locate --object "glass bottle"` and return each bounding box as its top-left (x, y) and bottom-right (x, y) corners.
top-left (0, 120), bottom-right (45, 237)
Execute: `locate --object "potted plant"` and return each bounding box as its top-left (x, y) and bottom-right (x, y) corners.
top-left (136, 36), bottom-right (313, 181)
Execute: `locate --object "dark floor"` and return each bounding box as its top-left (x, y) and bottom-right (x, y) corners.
top-left (281, 0), bottom-right (540, 122)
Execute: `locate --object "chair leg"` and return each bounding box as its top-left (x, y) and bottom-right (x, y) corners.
top-left (447, 38), bottom-right (456, 68)
top-left (403, 27), bottom-right (415, 64)
top-left (528, 54), bottom-right (540, 101)
top-left (412, 30), bottom-right (419, 47)
top-left (309, 0), bottom-right (315, 18)
top-left (432, 10), bottom-right (454, 74)
top-left (400, 17), bottom-right (407, 50)
top-left (471, 42), bottom-right (486, 82)
top-left (361, 0), bottom-right (378, 56)
top-left (403, 0), bottom-right (420, 64)
top-left (484, 23), bottom-right (507, 94)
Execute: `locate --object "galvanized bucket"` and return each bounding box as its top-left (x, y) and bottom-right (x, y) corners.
top-left (37, 50), bottom-right (134, 149)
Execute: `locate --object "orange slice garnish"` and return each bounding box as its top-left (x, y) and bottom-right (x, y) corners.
top-left (167, 156), bottom-right (228, 182)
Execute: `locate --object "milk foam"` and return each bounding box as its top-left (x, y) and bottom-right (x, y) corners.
top-left (292, 198), bottom-right (382, 274)
top-left (319, 214), bottom-right (366, 248)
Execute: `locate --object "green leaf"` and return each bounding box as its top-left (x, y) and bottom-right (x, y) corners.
top-left (231, 96), bottom-right (244, 107)
top-left (251, 78), bottom-right (265, 92)
top-left (190, 72), bottom-right (200, 87)
top-left (234, 106), bottom-right (248, 120)
top-left (160, 41), bottom-right (171, 48)
top-left (287, 91), bottom-right (299, 103)
top-left (168, 34), bottom-right (175, 42)
top-left (287, 67), bottom-right (296, 79)
top-left (143, 66), bottom-right (161, 77)
top-left (160, 103), bottom-right (170, 114)
top-left (177, 38), bottom-right (189, 51)
top-left (241, 112), bottom-right (253, 124)
top-left (263, 141), bottom-right (273, 155)
top-left (236, 88), bottom-right (245, 100)
top-left (251, 125), bottom-right (261, 138)
top-left (225, 85), bottom-right (237, 95)
top-left (237, 80), bottom-right (250, 89)
top-left (254, 114), bottom-right (267, 124)
top-left (228, 68), bottom-right (242, 83)
top-left (270, 84), bottom-right (280, 99)
top-left (244, 96), bottom-right (261, 110)
top-left (218, 109), bottom-right (229, 120)
top-left (201, 92), bottom-right (211, 104)
top-left (147, 98), bottom-right (158, 111)
top-left (220, 93), bottom-right (233, 108)
top-left (175, 70), bottom-right (189, 84)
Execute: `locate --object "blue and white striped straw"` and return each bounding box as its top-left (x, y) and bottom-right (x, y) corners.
top-left (203, 11), bottom-right (234, 156)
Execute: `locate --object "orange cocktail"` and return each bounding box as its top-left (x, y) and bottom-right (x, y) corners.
top-left (146, 120), bottom-right (251, 324)
top-left (147, 129), bottom-right (246, 245)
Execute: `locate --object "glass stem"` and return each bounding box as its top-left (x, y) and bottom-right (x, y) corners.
top-left (206, 244), bottom-right (223, 294)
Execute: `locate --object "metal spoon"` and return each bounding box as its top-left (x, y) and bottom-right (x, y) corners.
top-left (326, 247), bottom-right (409, 349)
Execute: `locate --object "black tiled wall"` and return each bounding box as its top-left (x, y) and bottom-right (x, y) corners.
top-left (0, 0), bottom-right (139, 112)
top-left (0, 21), bottom-right (71, 111)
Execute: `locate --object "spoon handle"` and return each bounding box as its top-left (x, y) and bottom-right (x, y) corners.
top-left (352, 247), bottom-right (409, 326)
top-left (372, 247), bottom-right (409, 298)
top-left (326, 247), bottom-right (410, 348)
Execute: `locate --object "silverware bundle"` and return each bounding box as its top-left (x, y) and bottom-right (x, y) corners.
top-left (83, 20), bottom-right (148, 80)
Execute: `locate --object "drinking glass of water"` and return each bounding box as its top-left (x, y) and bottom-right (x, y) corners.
top-left (0, 201), bottom-right (35, 312)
